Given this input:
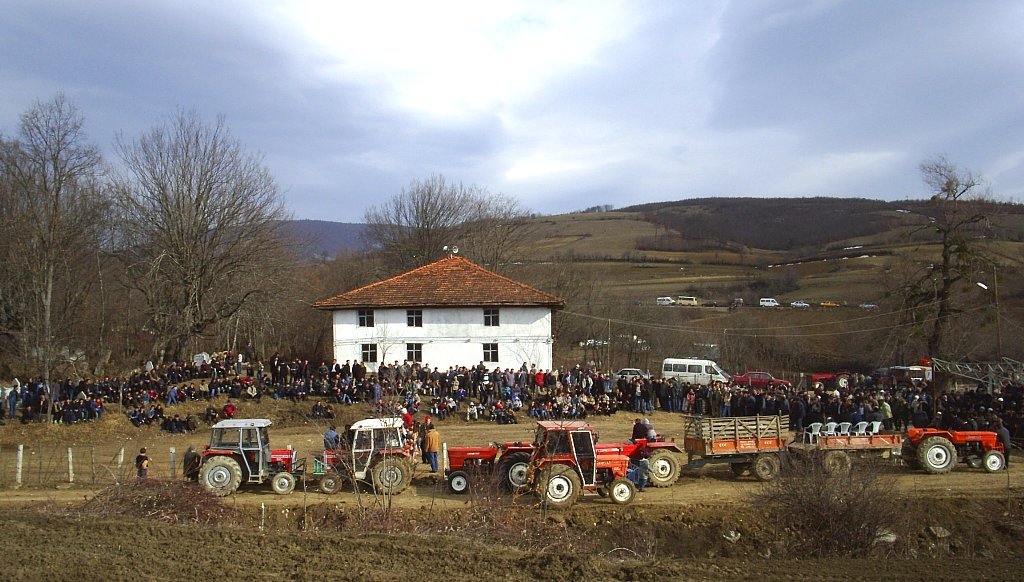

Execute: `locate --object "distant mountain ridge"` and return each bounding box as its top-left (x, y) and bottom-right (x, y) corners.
top-left (278, 219), bottom-right (367, 260)
top-left (281, 197), bottom-right (1023, 261)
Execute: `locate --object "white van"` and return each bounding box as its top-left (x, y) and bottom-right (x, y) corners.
top-left (660, 358), bottom-right (730, 385)
top-left (656, 296), bottom-right (676, 306)
top-left (676, 296), bottom-right (699, 306)
top-left (759, 297), bottom-right (780, 308)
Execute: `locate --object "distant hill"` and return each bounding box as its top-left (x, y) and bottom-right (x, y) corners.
top-left (279, 220), bottom-right (367, 260)
top-left (621, 197), bottom-right (906, 252)
top-left (279, 198), bottom-right (1024, 262)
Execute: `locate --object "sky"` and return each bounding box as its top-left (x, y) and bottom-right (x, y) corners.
top-left (2, 0), bottom-right (1023, 222)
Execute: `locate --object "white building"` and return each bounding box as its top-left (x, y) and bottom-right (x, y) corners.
top-left (314, 257), bottom-right (564, 372)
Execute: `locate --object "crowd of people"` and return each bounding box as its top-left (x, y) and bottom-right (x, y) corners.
top-left (2, 352), bottom-right (1021, 453)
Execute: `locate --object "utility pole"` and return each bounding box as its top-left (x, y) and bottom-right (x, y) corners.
top-left (994, 263), bottom-right (1002, 359)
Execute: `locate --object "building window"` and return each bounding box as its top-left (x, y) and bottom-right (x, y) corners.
top-left (357, 309), bottom-right (374, 327)
top-left (361, 343), bottom-right (377, 363)
top-left (483, 308), bottom-right (499, 326)
top-left (407, 309), bottom-right (423, 327)
top-left (407, 343), bottom-right (423, 363)
top-left (483, 343), bottom-right (498, 362)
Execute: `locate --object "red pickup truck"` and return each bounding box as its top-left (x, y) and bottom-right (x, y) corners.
top-left (732, 371), bottom-right (792, 389)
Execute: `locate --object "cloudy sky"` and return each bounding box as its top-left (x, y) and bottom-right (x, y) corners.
top-left (2, 0), bottom-right (1022, 221)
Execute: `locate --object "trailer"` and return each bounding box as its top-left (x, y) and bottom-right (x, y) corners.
top-left (787, 432), bottom-right (903, 473)
top-left (681, 414), bottom-right (788, 481)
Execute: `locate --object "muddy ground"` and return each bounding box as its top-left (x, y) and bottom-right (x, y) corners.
top-left (3, 403), bottom-right (1024, 580)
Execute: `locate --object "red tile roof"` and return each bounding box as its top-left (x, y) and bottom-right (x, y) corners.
top-left (314, 257), bottom-right (565, 310)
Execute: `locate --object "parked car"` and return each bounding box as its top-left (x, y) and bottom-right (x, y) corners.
top-left (732, 371), bottom-right (792, 389)
top-left (615, 368), bottom-right (650, 381)
top-left (819, 301), bottom-right (840, 308)
top-left (759, 298), bottom-right (780, 308)
top-left (580, 339), bottom-right (608, 348)
top-left (859, 303), bottom-right (879, 310)
top-left (790, 300), bottom-right (810, 308)
top-left (701, 300), bottom-right (720, 307)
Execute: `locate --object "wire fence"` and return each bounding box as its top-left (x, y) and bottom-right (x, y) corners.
top-left (0, 443), bottom-right (186, 488)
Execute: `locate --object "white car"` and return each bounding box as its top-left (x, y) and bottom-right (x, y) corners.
top-left (615, 368), bottom-right (650, 381)
top-left (790, 300), bottom-right (810, 308)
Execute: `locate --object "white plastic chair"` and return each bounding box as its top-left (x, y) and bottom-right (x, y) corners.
top-left (821, 422), bottom-right (838, 437)
top-left (851, 421), bottom-right (868, 436)
top-left (804, 422), bottom-right (823, 443)
top-left (837, 422), bottom-right (852, 436)
top-left (868, 420), bottom-right (882, 435)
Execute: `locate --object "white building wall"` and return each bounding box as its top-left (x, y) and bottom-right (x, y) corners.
top-left (330, 306), bottom-right (554, 372)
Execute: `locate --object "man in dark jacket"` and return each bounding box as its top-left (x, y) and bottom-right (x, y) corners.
top-left (631, 418), bottom-right (647, 442)
top-left (994, 419), bottom-right (1012, 469)
top-left (792, 396), bottom-right (807, 433)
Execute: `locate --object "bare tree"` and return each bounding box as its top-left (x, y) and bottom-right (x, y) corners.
top-left (901, 157), bottom-right (991, 358)
top-left (113, 110), bottom-right (291, 362)
top-left (363, 174), bottom-right (532, 272)
top-left (0, 94), bottom-right (106, 403)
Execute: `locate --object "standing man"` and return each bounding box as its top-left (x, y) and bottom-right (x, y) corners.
top-left (135, 447), bottom-right (151, 479)
top-left (994, 419), bottom-right (1012, 470)
top-left (7, 379), bottom-right (18, 420)
top-left (424, 423), bottom-right (441, 473)
top-left (323, 425), bottom-right (340, 449)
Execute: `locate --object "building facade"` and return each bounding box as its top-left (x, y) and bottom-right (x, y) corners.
top-left (314, 257), bottom-right (564, 372)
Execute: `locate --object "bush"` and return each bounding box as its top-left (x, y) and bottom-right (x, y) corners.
top-left (78, 480), bottom-right (237, 525)
top-left (752, 456), bottom-right (909, 557)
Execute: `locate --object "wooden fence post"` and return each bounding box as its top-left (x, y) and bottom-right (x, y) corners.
top-left (67, 447), bottom-right (74, 483)
top-left (15, 444), bottom-right (23, 488)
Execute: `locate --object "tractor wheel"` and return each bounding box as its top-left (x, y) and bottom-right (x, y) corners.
top-left (372, 459), bottom-right (410, 495)
top-left (983, 451), bottom-right (1006, 473)
top-left (498, 453), bottom-right (531, 493)
top-left (609, 478), bottom-right (637, 505)
top-left (917, 436), bottom-right (956, 474)
top-left (318, 473), bottom-right (343, 495)
top-left (730, 462), bottom-right (751, 477)
top-left (271, 471), bottom-right (297, 495)
top-left (901, 442), bottom-right (919, 469)
top-left (199, 456), bottom-right (242, 497)
top-left (834, 374), bottom-right (850, 390)
top-left (648, 450), bottom-right (681, 487)
top-left (752, 455), bottom-right (781, 481)
top-left (448, 470), bottom-right (471, 494)
top-left (823, 450), bottom-right (852, 475)
top-left (539, 463), bottom-right (581, 510)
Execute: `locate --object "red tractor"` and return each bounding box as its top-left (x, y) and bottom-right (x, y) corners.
top-left (310, 418), bottom-right (415, 495)
top-left (443, 441), bottom-right (534, 494)
top-left (903, 427), bottom-right (1006, 474)
top-left (527, 420), bottom-right (637, 509)
top-left (443, 427), bottom-right (682, 494)
top-left (808, 370), bottom-right (854, 391)
top-left (198, 418), bottom-right (305, 496)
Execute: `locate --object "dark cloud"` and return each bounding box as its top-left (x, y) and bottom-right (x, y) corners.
top-left (2, 0), bottom-right (1022, 220)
